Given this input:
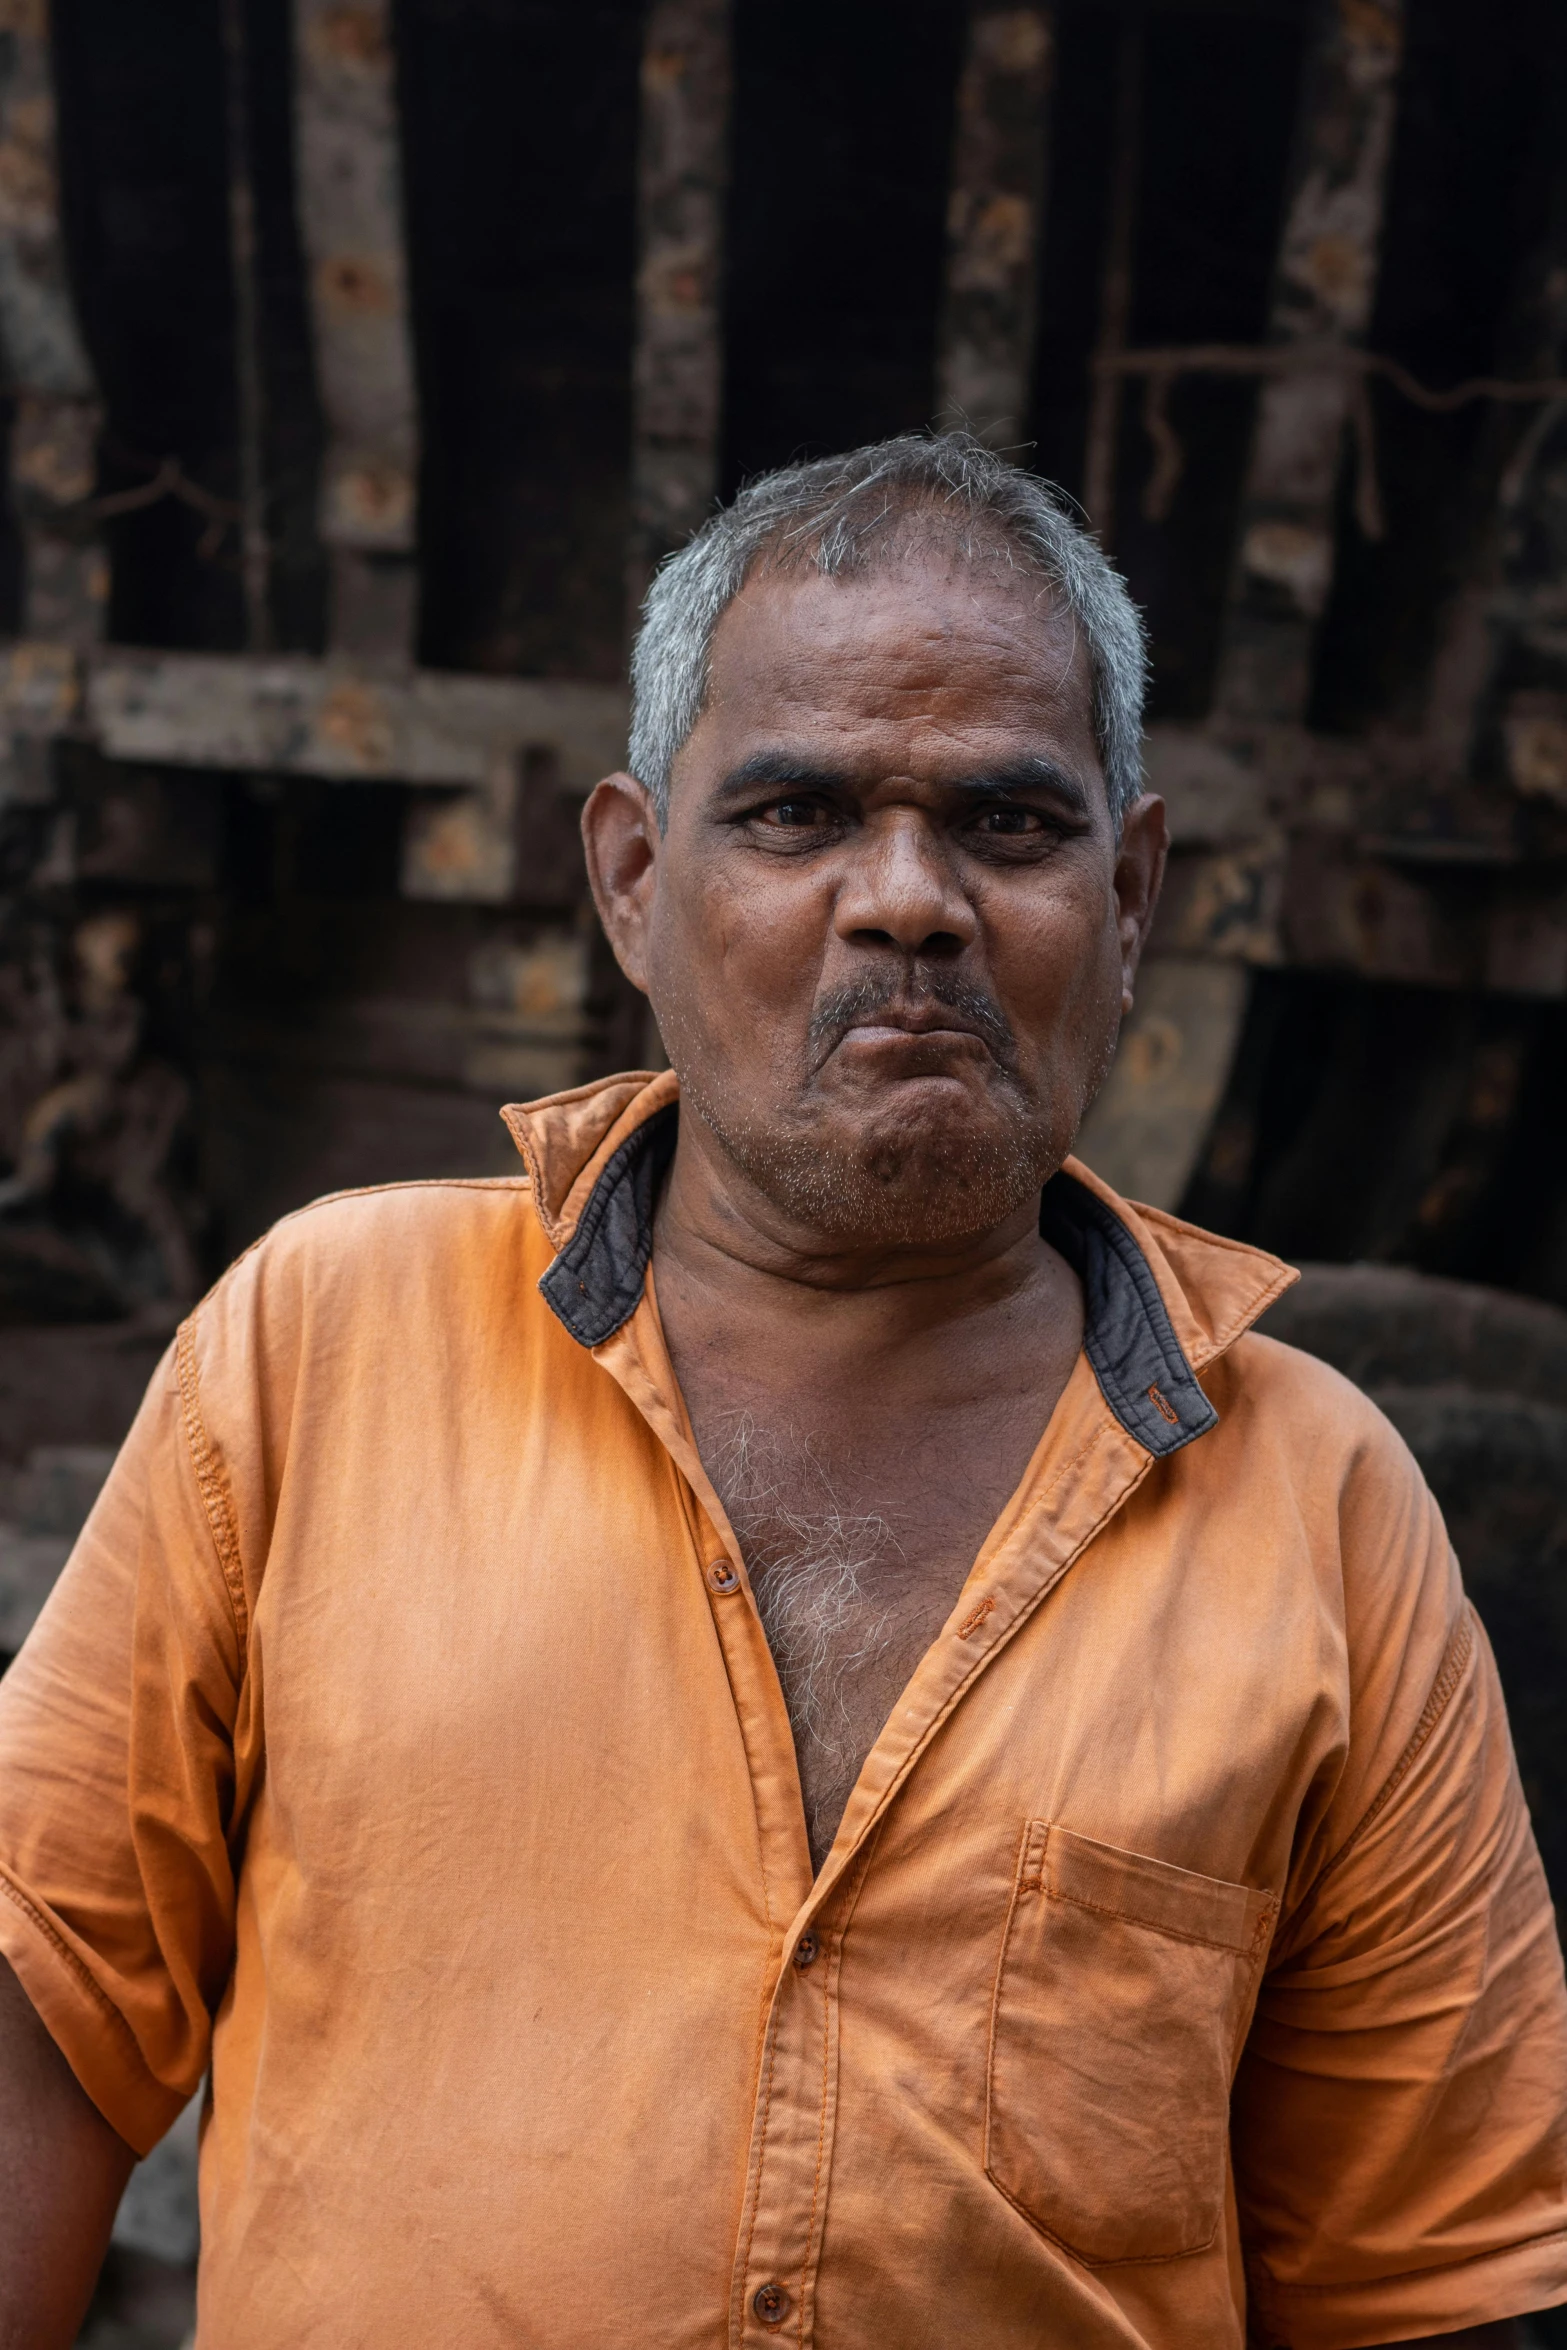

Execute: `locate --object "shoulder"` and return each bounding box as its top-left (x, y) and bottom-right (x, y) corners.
top-left (227, 1171), bottom-right (539, 1283)
top-left (1221, 1332), bottom-right (1469, 1834)
top-left (1198, 1321), bottom-right (1461, 1703)
top-left (183, 1175), bottom-right (552, 1383)
top-left (1202, 1322), bottom-right (1431, 1517)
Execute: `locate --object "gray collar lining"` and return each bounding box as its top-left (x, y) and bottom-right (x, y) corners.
top-left (1038, 1173), bottom-right (1217, 1457)
top-left (538, 1108), bottom-right (1216, 1459)
top-left (536, 1103), bottom-right (678, 1349)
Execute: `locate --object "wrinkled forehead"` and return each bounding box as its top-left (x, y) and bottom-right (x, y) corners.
top-left (692, 542), bottom-right (1094, 766)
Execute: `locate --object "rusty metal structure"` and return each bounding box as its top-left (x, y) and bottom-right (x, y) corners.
top-left (0, 0), bottom-right (1564, 1520)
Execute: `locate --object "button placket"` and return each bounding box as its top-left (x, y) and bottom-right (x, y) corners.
top-left (735, 1940), bottom-right (833, 2345)
top-left (733, 1838), bottom-right (882, 2350)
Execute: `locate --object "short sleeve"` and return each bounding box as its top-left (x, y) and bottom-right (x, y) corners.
top-left (1233, 1435), bottom-right (1567, 2349)
top-left (0, 1330), bottom-right (244, 2153)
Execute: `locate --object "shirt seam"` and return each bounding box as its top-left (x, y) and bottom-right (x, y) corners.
top-left (1189, 1259), bottom-right (1299, 1370)
top-left (1044, 1883), bottom-right (1273, 1961)
top-left (1315, 1605), bottom-right (1477, 1888)
top-left (990, 1412), bottom-right (1120, 1558)
top-left (817, 1417), bottom-right (1143, 1911)
top-left (174, 1316), bottom-right (249, 1648)
top-left (796, 1973), bottom-right (833, 2345)
top-left (185, 1177), bottom-right (537, 1312)
top-left (0, 1866), bottom-right (147, 2061)
top-left (739, 2021), bottom-right (783, 2301)
top-left (790, 1837), bottom-right (878, 2335)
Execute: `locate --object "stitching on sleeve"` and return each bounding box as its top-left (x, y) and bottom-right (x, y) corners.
top-left (174, 1316), bottom-right (249, 1648)
top-left (0, 1867), bottom-right (145, 2058)
top-left (1318, 1605), bottom-right (1477, 1885)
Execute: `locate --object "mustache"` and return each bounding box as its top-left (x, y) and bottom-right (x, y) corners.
top-left (807, 969), bottom-right (1018, 1064)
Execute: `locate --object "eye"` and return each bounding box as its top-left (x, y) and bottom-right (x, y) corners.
top-left (970, 804), bottom-right (1045, 836)
top-left (755, 796), bottom-right (834, 830)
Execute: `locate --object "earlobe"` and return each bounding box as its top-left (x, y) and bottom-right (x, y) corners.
top-left (580, 772), bottom-right (661, 995)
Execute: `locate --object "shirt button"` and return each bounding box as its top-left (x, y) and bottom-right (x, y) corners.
top-left (793, 1931), bottom-right (819, 1970)
top-left (752, 2281), bottom-right (792, 2328)
top-left (706, 1559), bottom-right (741, 1594)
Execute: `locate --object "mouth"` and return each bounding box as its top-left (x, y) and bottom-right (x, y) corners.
top-left (807, 975), bottom-right (1019, 1076)
top-left (821, 1004), bottom-right (1013, 1084)
top-left (837, 1005), bottom-right (993, 1046)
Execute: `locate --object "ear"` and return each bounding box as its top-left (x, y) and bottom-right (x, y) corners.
top-left (580, 772), bottom-right (661, 994)
top-left (1112, 794), bottom-right (1169, 1013)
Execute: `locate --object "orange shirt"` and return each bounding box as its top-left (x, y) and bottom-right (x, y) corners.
top-left (0, 1069), bottom-right (1564, 2350)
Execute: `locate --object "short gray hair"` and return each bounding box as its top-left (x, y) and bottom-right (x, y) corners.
top-left (628, 431), bottom-right (1149, 830)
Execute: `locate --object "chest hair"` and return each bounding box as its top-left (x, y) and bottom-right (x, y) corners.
top-left (707, 1411), bottom-right (929, 1867)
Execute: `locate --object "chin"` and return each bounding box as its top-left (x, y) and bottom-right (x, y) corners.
top-left (727, 1081), bottom-right (1064, 1247)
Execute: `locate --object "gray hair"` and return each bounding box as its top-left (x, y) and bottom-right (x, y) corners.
top-left (628, 431), bottom-right (1149, 830)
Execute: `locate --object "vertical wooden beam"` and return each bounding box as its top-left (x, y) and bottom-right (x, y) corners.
top-left (1081, 6), bottom-right (1143, 538)
top-left (1210, 0), bottom-right (1405, 727)
top-left (294, 0), bottom-right (420, 662)
top-left (627, 0), bottom-right (731, 616)
top-left (0, 0), bottom-right (105, 652)
top-left (219, 0), bottom-right (272, 650)
top-left (936, 1), bottom-right (1054, 450)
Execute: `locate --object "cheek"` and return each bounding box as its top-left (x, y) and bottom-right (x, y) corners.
top-left (646, 862), bottom-right (825, 1058)
top-left (985, 870), bottom-right (1123, 1038)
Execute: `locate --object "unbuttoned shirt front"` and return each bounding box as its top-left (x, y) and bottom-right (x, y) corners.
top-left (1, 1070), bottom-right (1565, 2350)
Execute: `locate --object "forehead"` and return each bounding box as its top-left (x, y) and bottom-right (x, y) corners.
top-left (693, 552), bottom-right (1096, 771)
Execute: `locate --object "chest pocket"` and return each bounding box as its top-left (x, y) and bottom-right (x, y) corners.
top-left (985, 1821), bottom-right (1277, 2266)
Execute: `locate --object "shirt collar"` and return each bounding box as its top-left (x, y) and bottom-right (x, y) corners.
top-left (502, 1071), bottom-right (1295, 1462)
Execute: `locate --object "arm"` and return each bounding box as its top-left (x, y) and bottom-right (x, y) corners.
top-left (1230, 1401), bottom-right (1567, 2349)
top-left (0, 1954), bottom-right (134, 2350)
top-left (0, 1338), bottom-right (245, 2337)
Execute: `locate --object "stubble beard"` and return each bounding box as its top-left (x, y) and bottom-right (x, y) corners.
top-left (663, 963), bottom-right (1125, 1249)
top-left (677, 1038), bottom-right (1059, 1250)
top-left (696, 1093), bottom-right (1056, 1246)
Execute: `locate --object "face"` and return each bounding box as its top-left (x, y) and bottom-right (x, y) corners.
top-left (583, 549), bottom-right (1167, 1248)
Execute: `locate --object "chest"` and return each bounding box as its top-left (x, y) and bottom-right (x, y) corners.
top-left (686, 1387), bottom-right (1070, 1864)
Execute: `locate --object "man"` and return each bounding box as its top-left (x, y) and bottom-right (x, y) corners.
top-left (0, 435), bottom-right (1563, 2350)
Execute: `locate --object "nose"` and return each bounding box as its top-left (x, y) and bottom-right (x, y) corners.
top-left (831, 809), bottom-right (977, 958)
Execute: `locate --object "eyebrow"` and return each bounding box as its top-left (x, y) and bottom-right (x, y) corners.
top-left (711, 748), bottom-right (1093, 814)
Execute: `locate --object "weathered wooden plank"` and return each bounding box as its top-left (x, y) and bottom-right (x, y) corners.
top-left (1281, 829), bottom-right (1567, 995)
top-left (1073, 957), bottom-right (1251, 1210)
top-left (219, 961), bottom-right (589, 1092)
top-left (1210, 0), bottom-right (1405, 726)
top-left (936, 2), bottom-right (1054, 449)
top-left (1081, 5), bottom-right (1143, 540)
top-left (628, 0), bottom-right (731, 610)
top-left (220, 0), bottom-right (273, 649)
top-left (84, 646), bottom-right (626, 796)
top-left (0, 0), bottom-right (105, 651)
top-left (293, 0), bottom-right (420, 659)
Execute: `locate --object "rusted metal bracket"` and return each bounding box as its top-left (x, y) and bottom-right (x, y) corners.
top-left (1096, 341), bottom-right (1567, 534)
